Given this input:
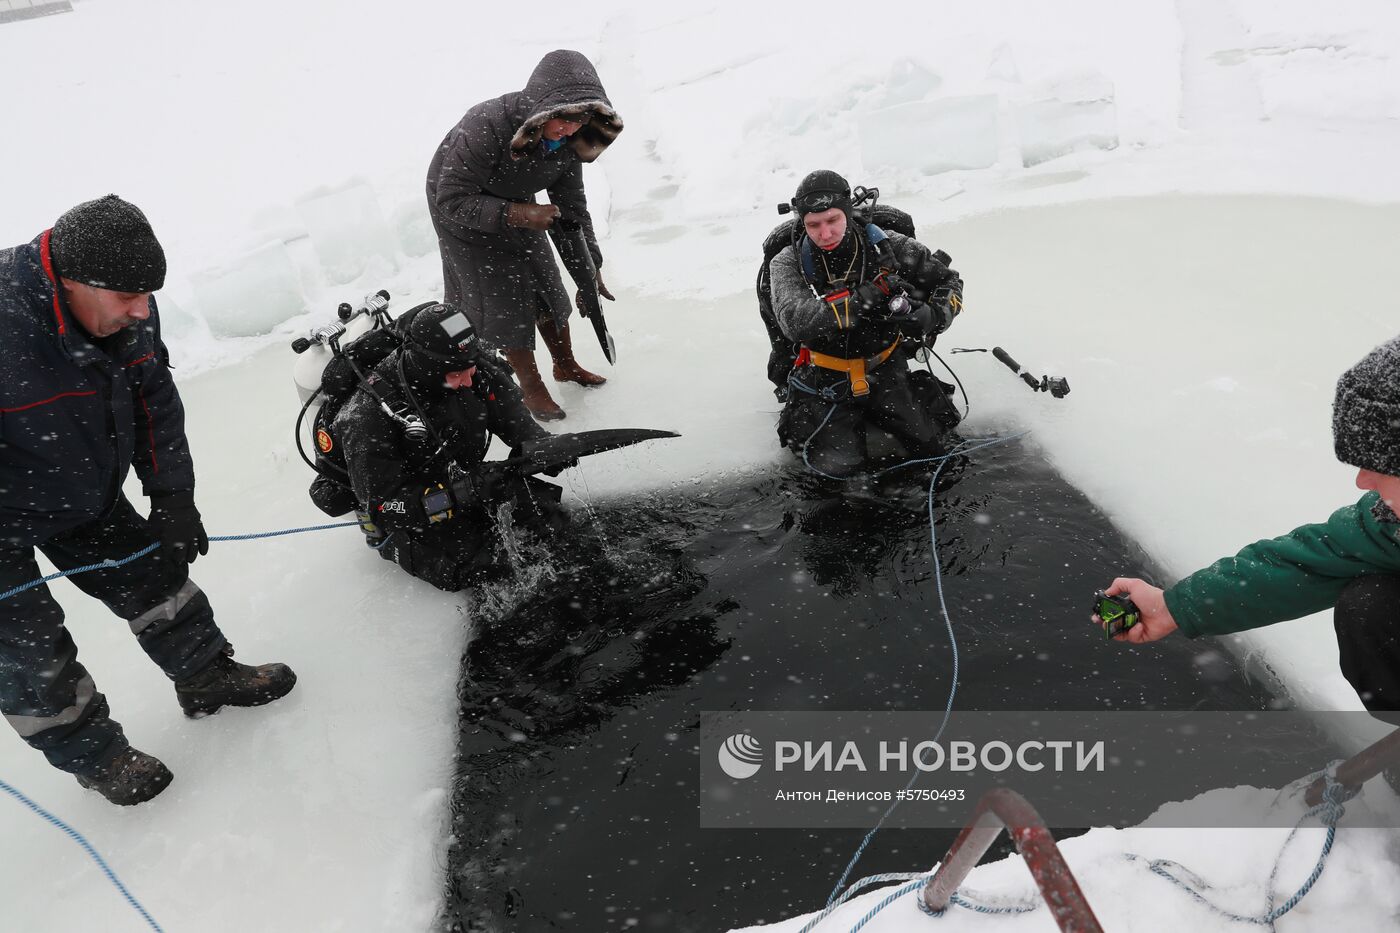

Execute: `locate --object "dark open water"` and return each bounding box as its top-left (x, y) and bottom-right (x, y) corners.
top-left (442, 441), bottom-right (1303, 932)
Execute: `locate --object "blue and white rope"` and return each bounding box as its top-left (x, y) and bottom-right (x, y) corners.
top-left (0, 521), bottom-right (360, 603)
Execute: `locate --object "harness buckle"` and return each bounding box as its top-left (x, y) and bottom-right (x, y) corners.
top-left (849, 358), bottom-right (871, 397)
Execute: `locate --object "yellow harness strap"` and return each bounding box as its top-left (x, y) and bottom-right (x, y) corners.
top-left (804, 336), bottom-right (902, 397)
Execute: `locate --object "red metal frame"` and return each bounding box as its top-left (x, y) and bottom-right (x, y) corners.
top-left (921, 788), bottom-right (1103, 932)
top-left (1305, 725), bottom-right (1400, 807)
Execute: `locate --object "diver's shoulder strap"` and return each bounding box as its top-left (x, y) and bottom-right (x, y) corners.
top-left (799, 237), bottom-right (820, 290)
top-left (865, 224), bottom-right (899, 273)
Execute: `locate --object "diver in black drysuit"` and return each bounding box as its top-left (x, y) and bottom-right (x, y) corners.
top-left (322, 302), bottom-right (564, 591)
top-left (761, 170), bottom-right (965, 479)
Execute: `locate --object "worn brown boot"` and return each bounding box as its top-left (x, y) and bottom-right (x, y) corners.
top-left (539, 318), bottom-right (607, 387)
top-left (175, 652), bottom-right (296, 718)
top-left (76, 745), bottom-right (173, 806)
top-left (502, 348), bottom-right (566, 421)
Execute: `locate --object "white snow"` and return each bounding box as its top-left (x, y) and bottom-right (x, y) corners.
top-left (1012, 72), bottom-right (1119, 167)
top-left (859, 95), bottom-right (1003, 175)
top-left (3, 0), bottom-right (1400, 930)
top-left (189, 240), bottom-right (306, 339)
top-left (294, 182), bottom-right (402, 286)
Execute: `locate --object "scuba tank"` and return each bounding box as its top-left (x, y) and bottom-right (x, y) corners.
top-left (292, 290), bottom-right (391, 405)
top-left (291, 291), bottom-right (413, 517)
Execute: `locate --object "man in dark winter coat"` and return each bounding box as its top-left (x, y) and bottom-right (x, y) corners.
top-left (427, 49), bottom-right (623, 422)
top-left (0, 196), bottom-right (296, 806)
top-left (767, 170), bottom-right (965, 478)
top-left (329, 303), bottom-right (564, 592)
top-left (1099, 334), bottom-right (1400, 716)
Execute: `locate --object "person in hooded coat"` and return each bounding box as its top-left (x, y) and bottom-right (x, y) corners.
top-left (426, 50), bottom-right (623, 422)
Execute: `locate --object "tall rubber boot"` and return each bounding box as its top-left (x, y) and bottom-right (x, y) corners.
top-left (502, 348), bottom-right (566, 421)
top-left (539, 318), bottom-right (606, 387)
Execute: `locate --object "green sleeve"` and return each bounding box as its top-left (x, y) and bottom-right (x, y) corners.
top-left (1163, 493), bottom-right (1400, 638)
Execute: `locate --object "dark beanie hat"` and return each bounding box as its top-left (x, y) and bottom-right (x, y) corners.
top-left (399, 302), bottom-right (483, 391)
top-left (50, 194), bottom-right (166, 292)
top-left (1333, 334), bottom-right (1400, 477)
top-left (792, 170), bottom-right (852, 218)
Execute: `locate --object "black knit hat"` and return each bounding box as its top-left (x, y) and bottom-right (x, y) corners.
top-left (50, 195), bottom-right (167, 293)
top-left (400, 302), bottom-right (483, 391)
top-left (792, 170), bottom-right (852, 218)
top-left (1333, 334), bottom-right (1400, 477)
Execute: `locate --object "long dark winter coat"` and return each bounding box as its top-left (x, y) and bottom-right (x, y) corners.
top-left (0, 232), bottom-right (194, 548)
top-left (426, 50), bottom-right (622, 349)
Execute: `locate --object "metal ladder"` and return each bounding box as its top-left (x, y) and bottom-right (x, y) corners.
top-left (924, 726), bottom-right (1400, 932)
top-left (920, 788), bottom-right (1103, 932)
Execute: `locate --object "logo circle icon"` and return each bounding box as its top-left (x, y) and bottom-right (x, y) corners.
top-left (718, 733), bottom-right (763, 779)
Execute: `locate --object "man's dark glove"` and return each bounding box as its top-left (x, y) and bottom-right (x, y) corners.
top-left (505, 202), bottom-right (561, 231)
top-left (884, 297), bottom-right (936, 341)
top-left (148, 490), bottom-right (209, 564)
top-left (905, 250), bottom-right (953, 297)
top-left (927, 285), bottom-right (962, 334)
top-left (448, 462), bottom-right (517, 509)
top-left (853, 282), bottom-right (889, 315)
top-left (882, 272), bottom-right (916, 296)
top-left (855, 272), bottom-right (919, 318)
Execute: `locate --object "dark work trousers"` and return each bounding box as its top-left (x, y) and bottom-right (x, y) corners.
top-left (1334, 574), bottom-right (1400, 720)
top-left (0, 496), bottom-right (227, 775)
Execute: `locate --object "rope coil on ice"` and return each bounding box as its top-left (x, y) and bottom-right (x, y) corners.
top-left (1123, 762), bottom-right (1356, 928)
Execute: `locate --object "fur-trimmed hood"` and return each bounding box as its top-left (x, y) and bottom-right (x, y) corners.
top-left (508, 50), bottom-right (623, 163)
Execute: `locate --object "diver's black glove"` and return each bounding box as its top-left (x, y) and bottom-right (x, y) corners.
top-left (927, 284), bottom-right (962, 334)
top-left (853, 272), bottom-right (916, 317)
top-left (853, 281), bottom-right (889, 315)
top-left (148, 490), bottom-right (209, 564)
top-left (905, 250), bottom-right (953, 298)
top-left (448, 462), bottom-right (517, 508)
top-left (887, 298), bottom-right (936, 340)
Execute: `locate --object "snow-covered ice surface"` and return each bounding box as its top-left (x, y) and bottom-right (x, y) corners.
top-left (732, 789), bottom-right (1400, 932)
top-left (3, 0), bottom-right (1400, 930)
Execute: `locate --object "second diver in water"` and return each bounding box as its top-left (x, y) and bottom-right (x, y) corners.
top-left (760, 170), bottom-right (965, 478)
